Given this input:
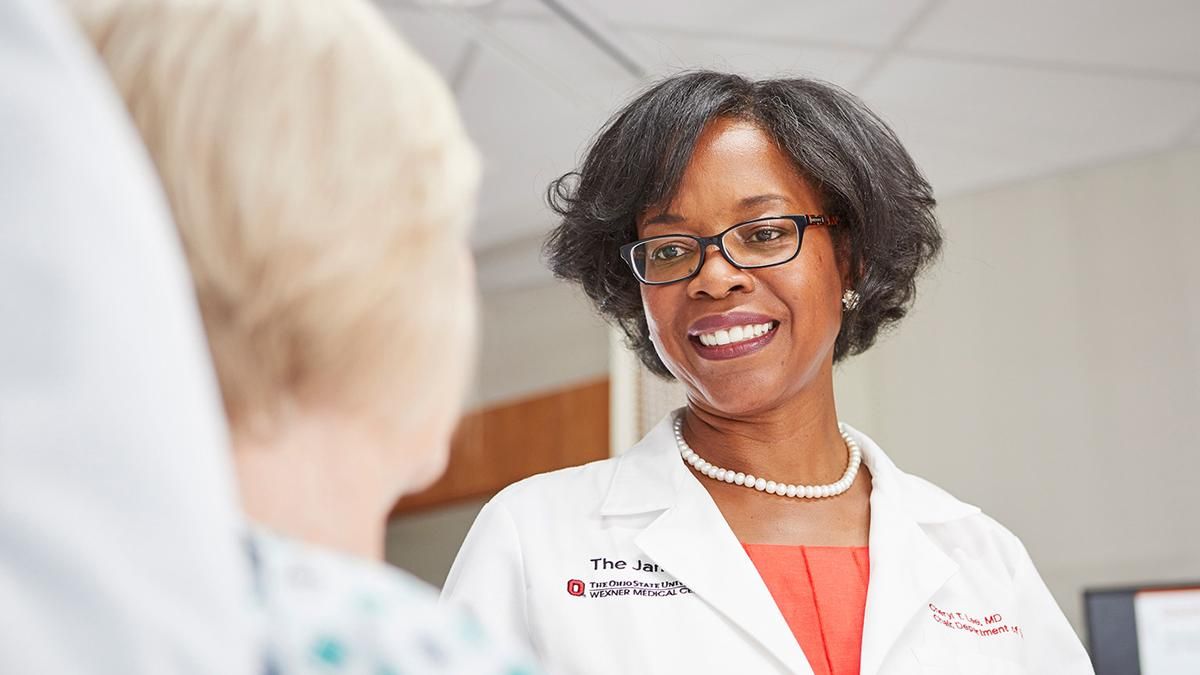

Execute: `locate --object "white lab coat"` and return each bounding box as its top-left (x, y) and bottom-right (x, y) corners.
top-left (443, 411), bottom-right (1094, 674)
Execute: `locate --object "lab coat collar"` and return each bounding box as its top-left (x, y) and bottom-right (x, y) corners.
top-left (598, 409), bottom-right (981, 674)
top-left (600, 410), bottom-right (980, 524)
top-left (603, 411), bottom-right (811, 672)
top-left (597, 411), bottom-right (685, 516)
top-left (852, 423), bottom-right (979, 674)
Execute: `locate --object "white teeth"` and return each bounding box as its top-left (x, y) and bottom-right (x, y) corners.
top-left (696, 322), bottom-right (775, 347)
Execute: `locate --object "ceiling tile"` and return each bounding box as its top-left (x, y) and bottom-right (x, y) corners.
top-left (492, 0), bottom-right (553, 17)
top-left (583, 0), bottom-right (929, 49)
top-left (906, 0), bottom-right (1200, 77)
top-left (481, 16), bottom-right (640, 105)
top-left (382, 7), bottom-right (475, 80)
top-left (457, 18), bottom-right (636, 249)
top-left (623, 29), bottom-right (876, 87)
top-left (860, 56), bottom-right (1200, 195)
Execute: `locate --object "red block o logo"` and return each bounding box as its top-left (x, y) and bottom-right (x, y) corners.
top-left (566, 579), bottom-right (585, 597)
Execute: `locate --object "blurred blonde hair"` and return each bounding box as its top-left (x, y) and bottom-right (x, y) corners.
top-left (72, 0), bottom-right (481, 434)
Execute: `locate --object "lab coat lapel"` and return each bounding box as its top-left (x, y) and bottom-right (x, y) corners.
top-left (635, 480), bottom-right (813, 673)
top-left (602, 412), bottom-right (812, 673)
top-left (853, 427), bottom-right (962, 675)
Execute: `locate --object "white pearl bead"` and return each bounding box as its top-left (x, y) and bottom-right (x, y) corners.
top-left (674, 413), bottom-right (865, 501)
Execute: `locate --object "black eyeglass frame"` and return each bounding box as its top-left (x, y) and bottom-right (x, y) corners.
top-left (619, 214), bottom-right (838, 286)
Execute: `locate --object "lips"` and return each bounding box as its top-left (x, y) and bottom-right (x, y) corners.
top-left (687, 311), bottom-right (780, 361)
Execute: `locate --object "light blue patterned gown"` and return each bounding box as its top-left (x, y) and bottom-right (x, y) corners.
top-left (248, 528), bottom-right (540, 675)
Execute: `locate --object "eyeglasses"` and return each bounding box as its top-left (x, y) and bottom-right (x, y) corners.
top-left (619, 214), bottom-right (837, 285)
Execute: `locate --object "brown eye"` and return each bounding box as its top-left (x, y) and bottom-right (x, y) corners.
top-left (650, 242), bottom-right (694, 261)
top-left (750, 228), bottom-right (784, 242)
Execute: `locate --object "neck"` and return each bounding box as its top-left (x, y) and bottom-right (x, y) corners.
top-left (682, 367), bottom-right (846, 485)
top-left (232, 408), bottom-right (398, 560)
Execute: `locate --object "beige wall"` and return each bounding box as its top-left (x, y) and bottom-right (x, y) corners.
top-left (835, 146), bottom-right (1200, 633)
top-left (470, 280), bottom-right (610, 408)
top-left (387, 500), bottom-right (487, 587)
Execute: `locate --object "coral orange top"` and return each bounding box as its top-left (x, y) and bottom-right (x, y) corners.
top-left (742, 544), bottom-right (870, 675)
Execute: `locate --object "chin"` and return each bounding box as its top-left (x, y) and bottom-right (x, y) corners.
top-left (694, 382), bottom-right (789, 418)
top-left (675, 350), bottom-right (831, 418)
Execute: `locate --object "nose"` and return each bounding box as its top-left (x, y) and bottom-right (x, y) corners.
top-left (686, 244), bottom-right (754, 300)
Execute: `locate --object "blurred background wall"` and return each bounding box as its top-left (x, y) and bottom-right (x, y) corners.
top-left (380, 0), bottom-right (1200, 640)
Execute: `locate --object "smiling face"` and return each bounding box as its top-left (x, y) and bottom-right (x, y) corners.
top-left (638, 117), bottom-right (846, 416)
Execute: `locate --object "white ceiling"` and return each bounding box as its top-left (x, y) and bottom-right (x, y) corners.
top-left (379, 0), bottom-right (1200, 290)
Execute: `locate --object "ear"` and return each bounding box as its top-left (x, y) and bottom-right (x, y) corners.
top-left (832, 227), bottom-right (861, 291)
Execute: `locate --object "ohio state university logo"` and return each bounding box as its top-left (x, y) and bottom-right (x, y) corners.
top-left (566, 579), bottom-right (585, 597)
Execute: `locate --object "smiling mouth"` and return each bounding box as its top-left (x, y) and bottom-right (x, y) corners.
top-left (693, 321), bottom-right (777, 347)
top-left (688, 321), bottom-right (780, 360)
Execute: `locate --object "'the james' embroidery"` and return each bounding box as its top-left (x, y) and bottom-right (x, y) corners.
top-left (565, 557), bottom-right (692, 599)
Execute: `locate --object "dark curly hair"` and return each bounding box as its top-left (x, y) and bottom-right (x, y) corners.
top-left (544, 71), bottom-right (941, 378)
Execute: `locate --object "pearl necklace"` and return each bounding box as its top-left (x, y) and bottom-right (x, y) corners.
top-left (673, 413), bottom-right (863, 499)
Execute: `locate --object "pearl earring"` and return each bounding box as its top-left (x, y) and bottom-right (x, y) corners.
top-left (842, 289), bottom-right (861, 311)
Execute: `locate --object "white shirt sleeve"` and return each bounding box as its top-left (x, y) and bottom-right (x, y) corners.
top-left (0, 1), bottom-right (257, 673)
top-left (441, 497), bottom-right (536, 654)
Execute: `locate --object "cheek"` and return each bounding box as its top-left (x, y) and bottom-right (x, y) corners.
top-left (782, 244), bottom-right (843, 334)
top-left (762, 238), bottom-right (840, 327)
top-left (640, 287), bottom-right (684, 354)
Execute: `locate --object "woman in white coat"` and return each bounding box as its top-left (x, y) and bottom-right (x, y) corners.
top-left (443, 72), bottom-right (1093, 674)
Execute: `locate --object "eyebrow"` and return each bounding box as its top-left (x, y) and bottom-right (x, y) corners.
top-left (642, 193), bottom-right (792, 228)
top-left (737, 193), bottom-right (791, 210)
top-left (642, 211), bottom-right (686, 227)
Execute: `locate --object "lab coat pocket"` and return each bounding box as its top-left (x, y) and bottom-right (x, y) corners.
top-left (912, 645), bottom-right (1026, 674)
